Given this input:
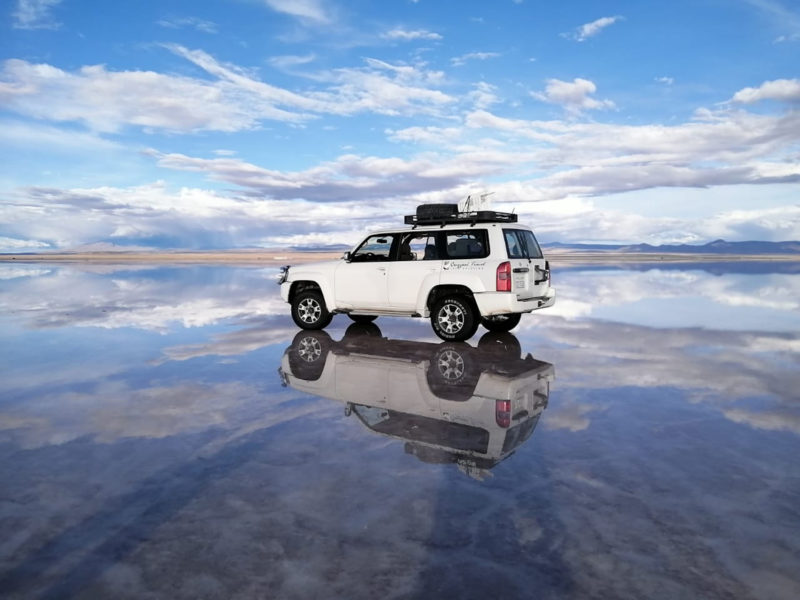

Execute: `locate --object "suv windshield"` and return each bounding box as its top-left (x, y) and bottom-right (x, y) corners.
top-left (504, 229), bottom-right (543, 259)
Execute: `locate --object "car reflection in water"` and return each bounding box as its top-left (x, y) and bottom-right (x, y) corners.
top-left (279, 324), bottom-right (555, 480)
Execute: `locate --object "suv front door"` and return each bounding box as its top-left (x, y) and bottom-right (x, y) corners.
top-left (335, 233), bottom-right (396, 310)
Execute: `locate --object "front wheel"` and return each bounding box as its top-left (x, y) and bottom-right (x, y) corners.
top-left (291, 290), bottom-right (333, 330)
top-left (480, 313), bottom-right (521, 332)
top-left (430, 296), bottom-right (479, 342)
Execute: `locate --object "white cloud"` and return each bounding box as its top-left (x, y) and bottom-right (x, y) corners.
top-left (0, 119), bottom-right (121, 152)
top-left (173, 46), bottom-right (454, 118)
top-left (149, 150), bottom-right (500, 202)
top-left (157, 16), bottom-right (218, 33)
top-left (12, 0), bottom-right (61, 30)
top-left (530, 78), bottom-right (615, 114)
top-left (0, 48), bottom-right (455, 133)
top-left (386, 125), bottom-right (463, 144)
top-left (723, 408), bottom-right (800, 434)
top-left (655, 76), bottom-right (674, 85)
top-left (0, 266), bottom-right (52, 280)
top-left (451, 52), bottom-right (501, 67)
top-left (0, 236), bottom-right (51, 252)
top-left (468, 81), bottom-right (500, 109)
top-left (263, 0), bottom-right (331, 24)
top-left (567, 16), bottom-right (623, 42)
top-left (268, 54), bottom-right (317, 70)
top-left (382, 28), bottom-right (442, 41)
top-left (731, 78), bottom-right (800, 103)
top-left (0, 58), bottom-right (304, 133)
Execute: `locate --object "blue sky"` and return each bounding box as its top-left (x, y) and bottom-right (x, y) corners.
top-left (1, 0), bottom-right (799, 251)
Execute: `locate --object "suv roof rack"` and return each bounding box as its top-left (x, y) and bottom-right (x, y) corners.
top-left (404, 203), bottom-right (518, 227)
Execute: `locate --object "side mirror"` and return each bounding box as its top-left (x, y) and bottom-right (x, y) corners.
top-left (343, 251), bottom-right (351, 262)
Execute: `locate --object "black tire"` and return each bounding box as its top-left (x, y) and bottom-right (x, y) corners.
top-left (480, 313), bottom-right (521, 332)
top-left (430, 295), bottom-right (479, 342)
top-left (291, 290), bottom-right (332, 330)
top-left (348, 314), bottom-right (378, 324)
top-left (426, 344), bottom-right (479, 401)
top-left (287, 330), bottom-right (332, 381)
top-left (477, 331), bottom-right (522, 359)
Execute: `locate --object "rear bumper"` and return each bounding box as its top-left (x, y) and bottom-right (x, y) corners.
top-left (474, 287), bottom-right (556, 316)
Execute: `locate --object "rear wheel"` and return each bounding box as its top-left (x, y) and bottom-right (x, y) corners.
top-left (291, 290), bottom-right (332, 330)
top-left (430, 296), bottom-right (479, 342)
top-left (480, 313), bottom-right (521, 332)
top-left (477, 331), bottom-right (522, 359)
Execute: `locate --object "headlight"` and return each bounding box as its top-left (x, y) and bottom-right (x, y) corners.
top-left (277, 265), bottom-right (290, 284)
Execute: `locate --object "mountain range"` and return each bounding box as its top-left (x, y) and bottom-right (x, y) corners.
top-left (543, 239), bottom-right (800, 254)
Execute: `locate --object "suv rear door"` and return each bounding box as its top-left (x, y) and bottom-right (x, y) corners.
top-left (502, 228), bottom-right (549, 300)
top-left (387, 230), bottom-right (441, 311)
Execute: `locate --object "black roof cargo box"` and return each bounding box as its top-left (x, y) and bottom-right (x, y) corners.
top-left (404, 204), bottom-right (518, 226)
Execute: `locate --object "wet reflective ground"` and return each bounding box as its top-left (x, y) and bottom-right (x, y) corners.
top-left (1, 262), bottom-right (799, 599)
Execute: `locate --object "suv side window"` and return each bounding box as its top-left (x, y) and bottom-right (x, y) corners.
top-left (398, 232), bottom-right (439, 261)
top-left (444, 230), bottom-right (489, 259)
top-left (351, 234), bottom-right (396, 262)
top-left (504, 229), bottom-right (543, 259)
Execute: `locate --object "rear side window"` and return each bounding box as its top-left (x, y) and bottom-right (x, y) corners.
top-left (504, 229), bottom-right (543, 259)
top-left (444, 230), bottom-right (489, 259)
top-left (398, 232), bottom-right (439, 261)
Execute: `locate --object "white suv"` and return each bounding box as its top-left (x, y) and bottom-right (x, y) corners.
top-left (278, 204), bottom-right (556, 341)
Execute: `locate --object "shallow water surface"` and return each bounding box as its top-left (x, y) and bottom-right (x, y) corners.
top-left (1, 262), bottom-right (798, 599)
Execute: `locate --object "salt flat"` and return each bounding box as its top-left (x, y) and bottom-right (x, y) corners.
top-left (1, 262), bottom-right (798, 599)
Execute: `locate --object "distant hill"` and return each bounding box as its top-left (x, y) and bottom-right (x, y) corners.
top-left (289, 244), bottom-right (350, 252)
top-left (544, 239), bottom-right (800, 255)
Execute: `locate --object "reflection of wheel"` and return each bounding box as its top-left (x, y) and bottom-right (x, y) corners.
top-left (427, 344), bottom-right (479, 401)
top-left (288, 330), bottom-right (332, 381)
top-left (431, 296), bottom-right (479, 342)
top-left (478, 332), bottom-right (522, 359)
top-left (291, 290), bottom-right (332, 330)
top-left (435, 347), bottom-right (468, 382)
top-left (480, 313), bottom-right (521, 332)
top-left (348, 314), bottom-right (377, 324)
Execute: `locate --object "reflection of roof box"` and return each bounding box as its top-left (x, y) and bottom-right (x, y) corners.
top-left (404, 203), bottom-right (518, 227)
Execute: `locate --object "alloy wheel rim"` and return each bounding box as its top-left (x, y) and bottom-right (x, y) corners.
top-left (438, 303), bottom-right (464, 334)
top-left (299, 298), bottom-right (321, 323)
top-left (297, 337), bottom-right (322, 362)
top-left (437, 349), bottom-right (465, 380)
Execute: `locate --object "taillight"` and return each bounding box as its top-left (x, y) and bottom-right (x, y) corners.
top-left (496, 399), bottom-right (511, 428)
top-left (496, 261), bottom-right (511, 292)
